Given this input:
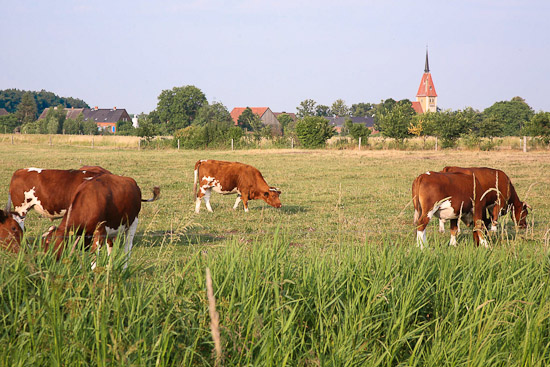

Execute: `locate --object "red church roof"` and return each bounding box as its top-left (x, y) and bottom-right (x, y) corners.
top-left (230, 107), bottom-right (269, 126)
top-left (416, 73), bottom-right (437, 97)
top-left (411, 101), bottom-right (423, 114)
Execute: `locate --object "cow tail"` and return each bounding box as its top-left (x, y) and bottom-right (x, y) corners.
top-left (193, 161), bottom-right (201, 199)
top-left (142, 186), bottom-right (161, 202)
top-left (412, 176), bottom-right (422, 225)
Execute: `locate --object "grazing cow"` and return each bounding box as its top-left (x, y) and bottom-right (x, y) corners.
top-left (0, 209), bottom-right (23, 253)
top-left (42, 174), bottom-right (160, 265)
top-left (193, 159), bottom-right (281, 213)
top-left (6, 166), bottom-right (111, 228)
top-left (412, 171), bottom-right (488, 248)
top-left (441, 166), bottom-right (530, 231)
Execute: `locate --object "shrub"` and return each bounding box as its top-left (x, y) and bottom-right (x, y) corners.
top-left (295, 116), bottom-right (335, 148)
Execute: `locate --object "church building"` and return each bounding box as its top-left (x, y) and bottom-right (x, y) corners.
top-left (412, 49), bottom-right (438, 114)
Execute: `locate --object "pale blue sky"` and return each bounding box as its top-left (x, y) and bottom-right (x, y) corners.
top-left (1, 0), bottom-right (549, 115)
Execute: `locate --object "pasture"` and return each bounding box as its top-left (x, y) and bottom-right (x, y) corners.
top-left (1, 142), bottom-right (550, 366)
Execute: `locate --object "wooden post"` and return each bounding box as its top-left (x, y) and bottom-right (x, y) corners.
top-left (291, 138), bottom-right (294, 149)
top-left (231, 138), bottom-right (234, 151)
top-left (49, 136), bottom-right (52, 146)
top-left (435, 137), bottom-right (438, 151)
top-left (177, 139), bottom-right (180, 150)
top-left (358, 137), bottom-right (362, 150)
top-left (92, 136), bottom-right (94, 148)
top-left (11, 135), bottom-right (14, 145)
top-left (138, 139), bottom-right (141, 150)
top-left (523, 136), bottom-right (527, 153)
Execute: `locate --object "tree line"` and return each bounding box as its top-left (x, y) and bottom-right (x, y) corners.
top-left (1, 86), bottom-right (549, 148)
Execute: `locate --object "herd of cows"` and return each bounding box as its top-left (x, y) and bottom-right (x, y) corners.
top-left (0, 159), bottom-right (530, 266)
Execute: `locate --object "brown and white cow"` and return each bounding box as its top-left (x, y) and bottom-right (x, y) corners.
top-left (43, 174), bottom-right (160, 267)
top-left (441, 166), bottom-right (529, 232)
top-left (193, 160), bottom-right (281, 213)
top-left (6, 166), bottom-right (111, 228)
top-left (412, 171), bottom-right (488, 248)
top-left (0, 209), bottom-right (23, 253)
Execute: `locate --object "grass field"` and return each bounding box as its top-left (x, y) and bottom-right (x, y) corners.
top-left (1, 143), bottom-right (549, 366)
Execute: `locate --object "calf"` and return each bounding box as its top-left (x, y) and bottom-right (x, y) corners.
top-left (7, 166), bottom-right (111, 228)
top-left (412, 171), bottom-right (488, 248)
top-left (193, 159), bottom-right (281, 213)
top-left (0, 209), bottom-right (23, 253)
top-left (441, 166), bottom-right (529, 231)
top-left (43, 174), bottom-right (159, 266)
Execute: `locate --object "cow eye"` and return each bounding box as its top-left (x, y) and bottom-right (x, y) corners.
top-left (264, 192), bottom-right (269, 197)
top-left (12, 226), bottom-right (17, 231)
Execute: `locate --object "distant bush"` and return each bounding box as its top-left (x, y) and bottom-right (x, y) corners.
top-left (295, 116), bottom-right (335, 148)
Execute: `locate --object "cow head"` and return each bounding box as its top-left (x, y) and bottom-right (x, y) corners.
top-left (262, 187), bottom-right (282, 208)
top-left (0, 210), bottom-right (23, 253)
top-left (512, 202), bottom-right (530, 229)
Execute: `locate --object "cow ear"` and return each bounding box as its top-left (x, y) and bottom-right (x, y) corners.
top-left (0, 209), bottom-right (6, 223)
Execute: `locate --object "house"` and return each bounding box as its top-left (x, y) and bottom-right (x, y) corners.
top-left (230, 107), bottom-right (282, 135)
top-left (39, 106), bottom-right (131, 133)
top-left (273, 112), bottom-right (297, 122)
top-left (0, 108), bottom-right (9, 116)
top-left (326, 116), bottom-right (375, 134)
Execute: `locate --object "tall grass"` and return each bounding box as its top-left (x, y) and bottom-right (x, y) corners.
top-left (2, 232), bottom-right (549, 366)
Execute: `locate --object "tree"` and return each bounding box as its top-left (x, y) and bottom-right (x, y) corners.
top-left (331, 99), bottom-right (350, 117)
top-left (345, 120), bottom-right (371, 141)
top-left (276, 113), bottom-right (294, 136)
top-left (477, 115), bottom-right (504, 140)
top-left (0, 114), bottom-right (18, 133)
top-left (155, 85), bottom-right (207, 134)
top-left (315, 105), bottom-right (331, 117)
top-left (351, 103), bottom-right (375, 117)
top-left (116, 119), bottom-right (136, 135)
top-left (237, 107), bottom-right (262, 130)
top-left (296, 99), bottom-right (316, 118)
top-left (15, 92), bottom-right (37, 124)
top-left (432, 109), bottom-right (469, 148)
top-left (483, 98), bottom-right (534, 136)
top-left (378, 100), bottom-right (415, 142)
top-left (524, 111), bottom-right (550, 143)
top-left (295, 116), bottom-right (335, 148)
top-left (193, 102), bottom-right (232, 127)
top-left (373, 98), bottom-right (397, 131)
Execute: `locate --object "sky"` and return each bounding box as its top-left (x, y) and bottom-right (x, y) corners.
top-left (1, 0), bottom-right (549, 115)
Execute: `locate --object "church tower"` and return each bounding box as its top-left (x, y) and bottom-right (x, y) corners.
top-left (415, 49), bottom-right (438, 113)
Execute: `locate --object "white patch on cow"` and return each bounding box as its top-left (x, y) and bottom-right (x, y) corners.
top-left (490, 224), bottom-right (498, 232)
top-left (212, 181), bottom-right (237, 195)
top-left (449, 234), bottom-right (458, 247)
top-left (27, 167), bottom-right (43, 173)
top-left (426, 171), bottom-right (431, 175)
top-left (84, 177), bottom-right (94, 181)
top-left (416, 230), bottom-right (427, 249)
top-left (200, 159), bottom-right (208, 162)
top-left (123, 218), bottom-right (138, 269)
top-left (105, 223), bottom-right (127, 236)
top-left (427, 199), bottom-right (455, 220)
top-left (15, 187), bottom-right (66, 219)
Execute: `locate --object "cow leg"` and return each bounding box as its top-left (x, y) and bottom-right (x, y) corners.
top-left (415, 214), bottom-right (430, 249)
top-left (233, 194), bottom-right (242, 210)
top-left (123, 218), bottom-right (138, 269)
top-left (449, 219), bottom-right (459, 246)
top-left (241, 196), bottom-right (249, 213)
top-left (91, 226), bottom-right (106, 270)
top-left (490, 205), bottom-right (500, 232)
top-left (204, 189), bottom-right (214, 212)
top-left (438, 219), bottom-right (446, 233)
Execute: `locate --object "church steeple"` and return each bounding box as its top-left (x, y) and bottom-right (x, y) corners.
top-left (415, 48), bottom-right (438, 113)
top-left (424, 47), bottom-right (430, 73)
